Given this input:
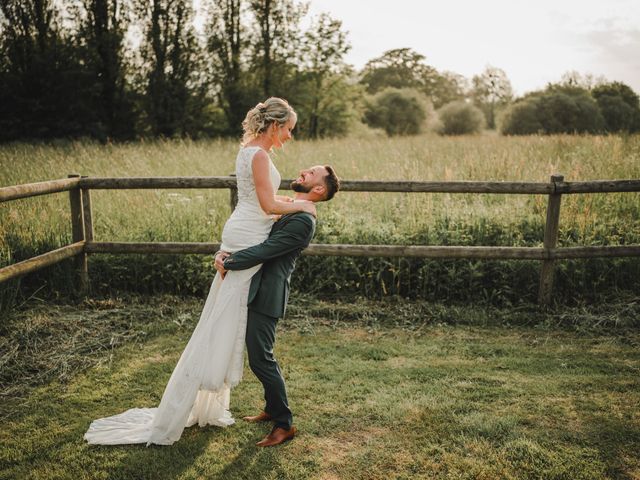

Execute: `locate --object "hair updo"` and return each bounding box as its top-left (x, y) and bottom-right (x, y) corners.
top-left (242, 97), bottom-right (296, 145)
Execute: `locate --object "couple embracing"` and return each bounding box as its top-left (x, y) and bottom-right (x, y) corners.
top-left (84, 98), bottom-right (340, 448)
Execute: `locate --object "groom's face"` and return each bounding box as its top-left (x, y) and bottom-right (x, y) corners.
top-left (290, 166), bottom-right (328, 194)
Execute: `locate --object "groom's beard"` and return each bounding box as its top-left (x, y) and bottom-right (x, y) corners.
top-left (290, 181), bottom-right (312, 193)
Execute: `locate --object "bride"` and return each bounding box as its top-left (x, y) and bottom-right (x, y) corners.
top-left (84, 97), bottom-right (315, 445)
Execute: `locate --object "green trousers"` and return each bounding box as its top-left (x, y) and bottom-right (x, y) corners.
top-left (246, 309), bottom-right (293, 430)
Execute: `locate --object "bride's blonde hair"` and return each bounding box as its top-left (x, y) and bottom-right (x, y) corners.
top-left (242, 97), bottom-right (296, 145)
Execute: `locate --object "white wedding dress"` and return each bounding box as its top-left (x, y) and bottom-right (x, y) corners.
top-left (84, 146), bottom-right (280, 445)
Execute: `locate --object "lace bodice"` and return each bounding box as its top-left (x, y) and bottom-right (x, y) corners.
top-left (234, 146), bottom-right (281, 212)
top-left (220, 146), bottom-right (281, 252)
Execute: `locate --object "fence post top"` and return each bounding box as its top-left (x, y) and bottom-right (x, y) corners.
top-left (550, 174), bottom-right (564, 181)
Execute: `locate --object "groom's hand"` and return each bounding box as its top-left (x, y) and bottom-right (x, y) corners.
top-left (214, 251), bottom-right (230, 278)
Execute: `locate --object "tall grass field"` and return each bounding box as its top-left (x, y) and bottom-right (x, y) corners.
top-left (1, 133), bottom-right (639, 308)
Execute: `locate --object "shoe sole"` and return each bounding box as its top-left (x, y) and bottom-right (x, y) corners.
top-left (242, 416), bottom-right (272, 423)
top-left (256, 428), bottom-right (297, 447)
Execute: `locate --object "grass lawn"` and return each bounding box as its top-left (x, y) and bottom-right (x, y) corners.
top-left (1, 296), bottom-right (639, 479)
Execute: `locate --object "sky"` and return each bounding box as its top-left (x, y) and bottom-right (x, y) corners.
top-left (306, 0), bottom-right (640, 96)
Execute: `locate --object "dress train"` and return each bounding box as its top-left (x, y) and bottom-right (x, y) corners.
top-left (84, 265), bottom-right (260, 445)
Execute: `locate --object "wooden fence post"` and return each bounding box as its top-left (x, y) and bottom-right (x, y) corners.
top-left (538, 174), bottom-right (564, 305)
top-left (81, 176), bottom-right (93, 293)
top-left (229, 173), bottom-right (238, 210)
top-left (68, 174), bottom-right (88, 296)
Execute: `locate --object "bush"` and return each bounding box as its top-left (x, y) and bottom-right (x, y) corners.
top-left (595, 95), bottom-right (637, 132)
top-left (363, 87), bottom-right (430, 136)
top-left (436, 101), bottom-right (485, 135)
top-left (500, 88), bottom-right (604, 135)
top-left (592, 82), bottom-right (640, 133)
top-left (499, 100), bottom-right (543, 135)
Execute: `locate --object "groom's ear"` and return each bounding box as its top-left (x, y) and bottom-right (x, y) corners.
top-left (312, 184), bottom-right (326, 197)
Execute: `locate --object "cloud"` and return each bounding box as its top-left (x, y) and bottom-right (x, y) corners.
top-left (582, 21), bottom-right (640, 91)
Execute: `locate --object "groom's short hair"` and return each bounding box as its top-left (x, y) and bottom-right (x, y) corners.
top-left (322, 165), bottom-right (340, 202)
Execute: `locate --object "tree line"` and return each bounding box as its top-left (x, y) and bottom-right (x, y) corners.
top-left (1, 0), bottom-right (638, 143)
top-left (0, 0), bottom-right (355, 141)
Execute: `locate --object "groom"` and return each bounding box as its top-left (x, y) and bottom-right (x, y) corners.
top-left (214, 164), bottom-right (340, 447)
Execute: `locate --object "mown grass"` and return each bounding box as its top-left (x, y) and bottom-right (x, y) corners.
top-left (1, 134), bottom-right (639, 306)
top-left (1, 295), bottom-right (639, 479)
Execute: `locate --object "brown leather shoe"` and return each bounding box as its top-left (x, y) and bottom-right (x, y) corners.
top-left (242, 411), bottom-right (272, 423)
top-left (242, 412), bottom-right (271, 423)
top-left (256, 426), bottom-right (297, 447)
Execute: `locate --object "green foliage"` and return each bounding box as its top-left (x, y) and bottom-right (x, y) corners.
top-left (291, 12), bottom-right (353, 138)
top-left (291, 72), bottom-right (362, 139)
top-left (0, 1), bottom-right (104, 141)
top-left (500, 88), bottom-right (605, 135)
top-left (360, 48), bottom-right (437, 94)
top-left (71, 0), bottom-right (136, 140)
top-left (363, 88), bottom-right (430, 136)
top-left (359, 48), bottom-right (467, 109)
top-left (471, 66), bottom-right (513, 129)
top-left (436, 100), bottom-right (485, 135)
top-left (498, 100), bottom-right (543, 135)
top-left (502, 81), bottom-right (640, 136)
top-left (0, 0), bottom-right (357, 142)
top-left (138, 0), bottom-right (207, 138)
top-left (592, 82), bottom-right (640, 133)
top-left (429, 71), bottom-right (469, 109)
top-left (249, 0), bottom-right (309, 98)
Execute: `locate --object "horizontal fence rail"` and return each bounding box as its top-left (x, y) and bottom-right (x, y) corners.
top-left (0, 177), bottom-right (81, 202)
top-left (1, 174), bottom-right (639, 305)
top-left (76, 177), bottom-right (640, 194)
top-left (83, 242), bottom-right (640, 259)
top-left (0, 242), bottom-right (85, 283)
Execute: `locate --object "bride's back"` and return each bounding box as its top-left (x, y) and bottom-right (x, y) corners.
top-left (220, 146), bottom-right (281, 252)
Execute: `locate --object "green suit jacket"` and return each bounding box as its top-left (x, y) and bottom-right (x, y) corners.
top-left (223, 212), bottom-right (316, 318)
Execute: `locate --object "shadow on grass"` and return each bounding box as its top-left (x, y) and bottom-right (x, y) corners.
top-left (104, 426), bottom-right (293, 480)
top-left (575, 397), bottom-right (640, 480)
top-left (215, 441), bottom-right (290, 480)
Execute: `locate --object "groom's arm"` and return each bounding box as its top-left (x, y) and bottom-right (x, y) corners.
top-left (222, 215), bottom-right (315, 271)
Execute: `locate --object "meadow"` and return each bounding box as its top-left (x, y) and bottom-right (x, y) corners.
top-left (1, 133), bottom-right (639, 306)
top-left (1, 135), bottom-right (639, 479)
top-left (1, 295), bottom-right (639, 479)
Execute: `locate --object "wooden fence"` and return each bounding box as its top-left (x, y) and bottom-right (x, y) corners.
top-left (1, 174), bottom-right (639, 305)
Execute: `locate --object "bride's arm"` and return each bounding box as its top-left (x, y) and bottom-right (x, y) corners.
top-left (252, 151), bottom-right (316, 216)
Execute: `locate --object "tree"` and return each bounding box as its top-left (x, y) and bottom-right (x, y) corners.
top-left (429, 71), bottom-right (468, 109)
top-left (137, 0), bottom-right (204, 137)
top-left (536, 91), bottom-right (604, 133)
top-left (0, 0), bottom-right (97, 140)
top-left (559, 70), bottom-right (606, 91)
top-left (499, 88), bottom-right (605, 135)
top-left (248, 0), bottom-right (307, 97)
top-left (72, 0), bottom-right (136, 139)
top-left (295, 12), bottom-right (350, 138)
top-left (471, 66), bottom-right (513, 129)
top-left (360, 48), bottom-right (468, 110)
top-left (364, 88), bottom-right (429, 136)
top-left (592, 82), bottom-right (640, 132)
top-left (360, 48), bottom-right (437, 94)
top-left (205, 0), bottom-right (251, 135)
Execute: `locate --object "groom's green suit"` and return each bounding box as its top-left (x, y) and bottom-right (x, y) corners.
top-left (223, 211), bottom-right (316, 430)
